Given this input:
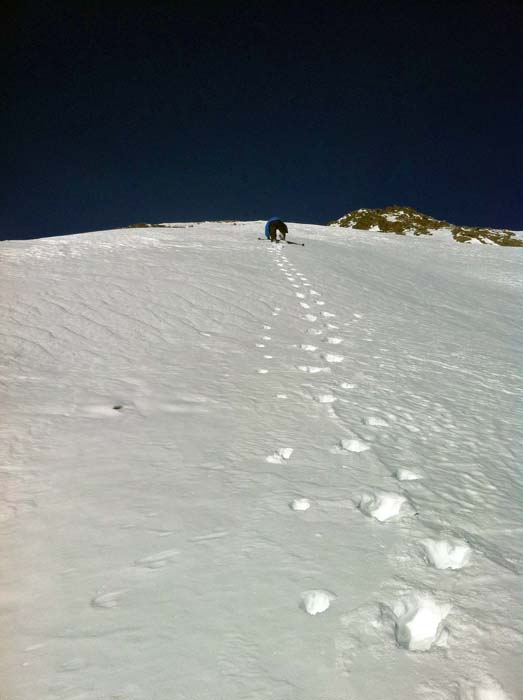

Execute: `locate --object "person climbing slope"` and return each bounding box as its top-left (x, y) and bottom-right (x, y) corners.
top-left (265, 217), bottom-right (288, 242)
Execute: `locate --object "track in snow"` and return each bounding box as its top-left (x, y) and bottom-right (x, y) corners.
top-left (1, 222), bottom-right (521, 700)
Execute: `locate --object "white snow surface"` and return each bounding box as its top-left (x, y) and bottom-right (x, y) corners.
top-left (1, 220), bottom-right (522, 699)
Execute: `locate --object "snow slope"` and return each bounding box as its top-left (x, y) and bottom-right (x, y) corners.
top-left (1, 222), bottom-right (522, 700)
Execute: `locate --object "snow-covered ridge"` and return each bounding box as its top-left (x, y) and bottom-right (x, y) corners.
top-left (1, 221), bottom-right (521, 699)
top-left (330, 205), bottom-right (523, 246)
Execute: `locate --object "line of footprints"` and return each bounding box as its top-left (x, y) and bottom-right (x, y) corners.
top-left (259, 244), bottom-right (475, 656)
top-left (84, 244), bottom-right (505, 698)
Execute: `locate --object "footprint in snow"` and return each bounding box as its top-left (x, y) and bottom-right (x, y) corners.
top-left (274, 306), bottom-right (281, 311)
top-left (297, 366), bottom-right (331, 374)
top-left (257, 369), bottom-right (269, 374)
top-left (146, 528), bottom-right (175, 537)
top-left (290, 497), bottom-right (311, 511)
top-left (135, 549), bottom-right (179, 569)
top-left (326, 323), bottom-right (339, 329)
top-left (309, 290), bottom-right (320, 296)
top-left (85, 405), bottom-right (126, 417)
top-left (300, 589), bottom-right (337, 615)
top-left (256, 343), bottom-right (265, 348)
top-left (59, 657), bottom-right (88, 672)
top-left (358, 490), bottom-right (411, 522)
top-left (364, 416), bottom-right (389, 427)
top-left (91, 590), bottom-right (125, 609)
top-left (262, 335), bottom-right (271, 340)
top-left (305, 314), bottom-right (317, 322)
top-left (459, 676), bottom-right (512, 700)
top-left (332, 438), bottom-right (370, 453)
top-left (384, 592), bottom-right (451, 652)
top-left (340, 382), bottom-right (356, 389)
top-left (421, 538), bottom-right (472, 569)
top-left (395, 468), bottom-right (421, 481)
top-left (296, 292), bottom-right (305, 298)
top-left (381, 591), bottom-right (452, 652)
top-left (135, 398), bottom-right (208, 416)
top-left (323, 353), bottom-right (344, 363)
top-left (263, 325), bottom-right (271, 330)
top-left (321, 311), bottom-right (336, 318)
top-left (316, 300), bottom-right (325, 305)
top-left (317, 394), bottom-right (337, 403)
top-left (276, 394), bottom-right (287, 399)
top-left (326, 337), bottom-right (343, 344)
top-left (307, 328), bottom-right (323, 335)
top-left (263, 355), bottom-right (273, 359)
top-left (301, 344), bottom-right (318, 352)
top-left (300, 302), bottom-right (311, 309)
top-left (189, 530), bottom-right (229, 543)
top-left (266, 447), bottom-right (294, 464)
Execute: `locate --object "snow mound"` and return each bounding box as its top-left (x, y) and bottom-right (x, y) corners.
top-left (392, 593), bottom-right (451, 651)
top-left (300, 589), bottom-right (336, 615)
top-left (290, 498), bottom-right (311, 511)
top-left (359, 490), bottom-right (409, 522)
top-left (395, 468), bottom-right (422, 481)
top-left (422, 538), bottom-right (472, 570)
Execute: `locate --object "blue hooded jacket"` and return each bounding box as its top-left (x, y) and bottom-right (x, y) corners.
top-left (265, 217), bottom-right (283, 239)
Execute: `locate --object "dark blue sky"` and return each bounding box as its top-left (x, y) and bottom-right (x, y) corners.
top-left (3, 0), bottom-right (523, 239)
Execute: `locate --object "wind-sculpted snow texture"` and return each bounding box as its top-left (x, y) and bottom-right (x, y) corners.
top-left (1, 222), bottom-right (522, 699)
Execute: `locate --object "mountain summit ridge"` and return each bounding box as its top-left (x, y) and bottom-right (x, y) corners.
top-left (330, 205), bottom-right (522, 246)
